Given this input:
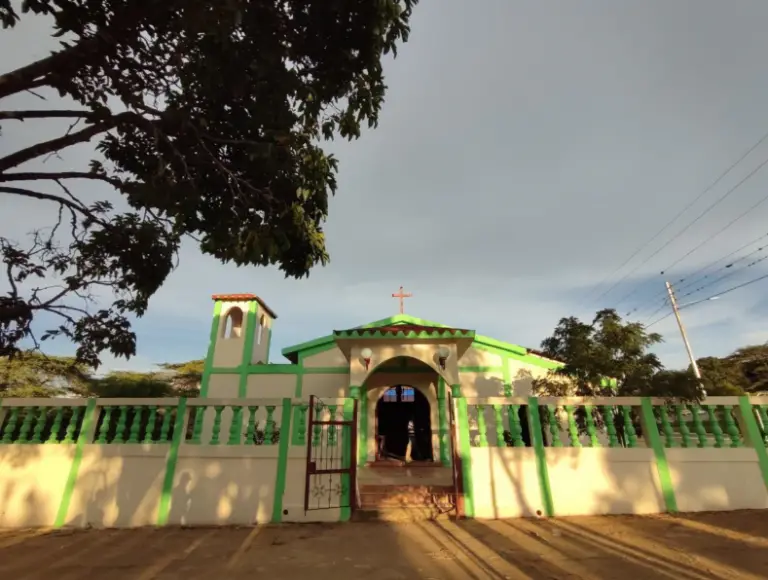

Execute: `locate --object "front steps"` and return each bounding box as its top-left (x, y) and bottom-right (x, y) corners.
top-left (354, 464), bottom-right (457, 521)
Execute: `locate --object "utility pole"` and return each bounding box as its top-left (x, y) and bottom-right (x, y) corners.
top-left (666, 281), bottom-right (702, 380)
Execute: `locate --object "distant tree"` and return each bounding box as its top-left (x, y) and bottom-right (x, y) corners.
top-left (696, 356), bottom-right (748, 396)
top-left (534, 309), bottom-right (702, 400)
top-left (0, 0), bottom-right (419, 368)
top-left (0, 350), bottom-right (90, 397)
top-left (159, 360), bottom-right (204, 397)
top-left (726, 345), bottom-right (768, 393)
top-left (76, 371), bottom-right (175, 398)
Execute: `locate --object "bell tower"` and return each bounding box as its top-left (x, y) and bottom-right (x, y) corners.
top-left (207, 294), bottom-right (277, 370)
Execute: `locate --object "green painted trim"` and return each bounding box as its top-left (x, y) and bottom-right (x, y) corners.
top-left (640, 398), bottom-right (678, 513)
top-left (281, 334), bottom-right (335, 359)
top-left (359, 314), bottom-right (452, 329)
top-left (238, 301), bottom-right (259, 397)
top-left (528, 397), bottom-right (554, 517)
top-left (294, 371), bottom-right (303, 398)
top-left (265, 327), bottom-right (272, 364)
top-left (451, 383), bottom-right (461, 397)
top-left (334, 329), bottom-right (475, 340)
top-left (474, 335), bottom-right (527, 356)
top-left (54, 398), bottom-right (97, 528)
top-left (473, 341), bottom-right (563, 371)
top-left (200, 301), bottom-right (224, 397)
top-left (157, 397), bottom-right (187, 526)
top-left (271, 398), bottom-right (293, 522)
top-left (738, 396), bottom-right (768, 491)
top-left (502, 357), bottom-right (512, 396)
top-left (460, 366), bottom-right (505, 373)
top-left (358, 388), bottom-right (368, 466)
top-left (455, 398), bottom-right (474, 517)
top-left (437, 377), bottom-right (450, 465)
top-left (210, 364), bottom-right (299, 375)
top-left (300, 367), bottom-right (350, 375)
top-left (340, 398), bottom-right (355, 522)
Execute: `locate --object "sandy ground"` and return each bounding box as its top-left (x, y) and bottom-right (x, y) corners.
top-left (1, 511), bottom-right (767, 579)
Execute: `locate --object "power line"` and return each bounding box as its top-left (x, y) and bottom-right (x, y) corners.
top-left (612, 153), bottom-right (768, 311)
top-left (677, 252), bottom-right (768, 301)
top-left (583, 128), bottom-right (768, 310)
top-left (628, 232), bottom-right (768, 317)
top-left (646, 271), bottom-right (768, 328)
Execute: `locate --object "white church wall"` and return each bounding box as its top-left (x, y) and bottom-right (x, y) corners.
top-left (245, 374), bottom-right (296, 398)
top-left (302, 346), bottom-right (349, 368)
top-left (458, 347), bottom-right (503, 367)
top-left (302, 374), bottom-right (350, 398)
top-left (459, 371), bottom-right (506, 397)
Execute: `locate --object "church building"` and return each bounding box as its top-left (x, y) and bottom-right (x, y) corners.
top-left (201, 291), bottom-right (562, 466)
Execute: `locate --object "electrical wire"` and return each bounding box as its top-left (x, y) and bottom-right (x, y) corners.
top-left (676, 246), bottom-right (768, 298)
top-left (646, 271), bottom-right (768, 328)
top-left (582, 128), bottom-right (768, 310)
top-left (611, 154), bottom-right (768, 311)
top-left (627, 232), bottom-right (768, 317)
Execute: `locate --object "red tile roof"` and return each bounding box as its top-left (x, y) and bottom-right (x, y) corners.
top-left (210, 294), bottom-right (277, 318)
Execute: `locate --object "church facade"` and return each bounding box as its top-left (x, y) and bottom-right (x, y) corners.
top-left (202, 293), bottom-right (563, 465)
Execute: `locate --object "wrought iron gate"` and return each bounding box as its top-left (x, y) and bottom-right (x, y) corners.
top-left (447, 393), bottom-right (465, 517)
top-left (304, 395), bottom-right (358, 512)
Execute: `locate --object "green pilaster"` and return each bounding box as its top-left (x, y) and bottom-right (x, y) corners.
top-left (349, 386), bottom-right (367, 466)
top-left (238, 301), bottom-right (259, 397)
top-left (265, 327), bottom-right (272, 364)
top-left (640, 398), bottom-right (677, 513)
top-left (738, 396), bottom-right (768, 491)
top-left (271, 398), bottom-right (293, 522)
top-left (340, 398), bottom-right (355, 521)
top-left (157, 397), bottom-right (188, 525)
top-left (54, 399), bottom-right (97, 528)
top-left (455, 396), bottom-right (475, 517)
top-left (200, 301), bottom-right (223, 397)
top-left (528, 398), bottom-right (554, 517)
top-left (437, 378), bottom-right (450, 465)
top-left (502, 356), bottom-right (512, 396)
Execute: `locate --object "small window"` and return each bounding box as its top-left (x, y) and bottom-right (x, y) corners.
top-left (222, 307), bottom-right (243, 338)
top-left (401, 387), bottom-right (415, 402)
top-left (382, 388), bottom-right (397, 402)
top-left (257, 314), bottom-right (266, 345)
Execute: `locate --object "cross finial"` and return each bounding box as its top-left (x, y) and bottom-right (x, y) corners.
top-left (391, 285), bottom-right (412, 314)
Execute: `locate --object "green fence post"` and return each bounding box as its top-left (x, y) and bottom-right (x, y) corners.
top-left (640, 397), bottom-right (678, 513)
top-left (527, 397), bottom-right (554, 517)
top-left (157, 397), bottom-right (187, 526)
top-left (271, 398), bottom-right (293, 522)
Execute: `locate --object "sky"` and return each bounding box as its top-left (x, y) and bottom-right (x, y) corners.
top-left (3, 1), bottom-right (768, 373)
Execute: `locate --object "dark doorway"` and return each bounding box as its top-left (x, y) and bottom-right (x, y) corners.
top-left (375, 386), bottom-right (433, 462)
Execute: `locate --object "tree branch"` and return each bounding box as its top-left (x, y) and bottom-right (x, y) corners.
top-left (1, 171), bottom-right (124, 189)
top-left (0, 110), bottom-right (96, 121)
top-left (0, 186), bottom-right (104, 225)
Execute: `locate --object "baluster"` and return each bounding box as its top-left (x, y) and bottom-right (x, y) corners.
top-left (476, 405), bottom-right (488, 447)
top-left (327, 405), bottom-right (338, 446)
top-left (546, 406), bottom-right (562, 447)
top-left (113, 406), bottom-right (129, 444)
top-left (756, 405), bottom-right (768, 445)
top-left (722, 405), bottom-right (742, 448)
top-left (264, 405), bottom-right (276, 446)
top-left (657, 406), bottom-right (675, 448)
top-left (621, 406), bottom-right (638, 448)
top-left (603, 406), bottom-right (619, 448)
top-left (584, 404), bottom-right (599, 447)
top-left (246, 406), bottom-right (259, 444)
top-left (689, 404), bottom-right (708, 447)
top-left (210, 406), bottom-right (224, 445)
top-left (297, 404), bottom-right (308, 445)
top-left (159, 406), bottom-right (174, 443)
top-left (31, 407), bottom-right (47, 443)
top-left (18, 407), bottom-right (35, 443)
top-left (128, 406), bottom-right (143, 444)
top-left (312, 404), bottom-right (322, 447)
top-left (673, 405), bottom-right (691, 448)
top-left (706, 405), bottom-right (724, 448)
top-left (565, 405), bottom-right (581, 447)
top-left (97, 406), bottom-right (113, 444)
top-left (192, 405), bottom-right (206, 444)
top-left (493, 405), bottom-right (505, 447)
top-left (46, 407), bottom-right (65, 444)
top-left (228, 406), bottom-right (243, 445)
top-left (2, 408), bottom-right (20, 443)
top-left (507, 405), bottom-right (524, 447)
top-left (143, 406), bottom-right (157, 444)
top-left (63, 407), bottom-right (82, 444)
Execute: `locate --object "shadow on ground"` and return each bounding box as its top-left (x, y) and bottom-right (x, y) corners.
top-left (1, 511), bottom-right (767, 579)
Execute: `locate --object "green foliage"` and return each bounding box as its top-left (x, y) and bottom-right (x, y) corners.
top-left (696, 356), bottom-right (748, 396)
top-left (534, 309), bottom-right (702, 399)
top-left (725, 345), bottom-right (768, 393)
top-left (0, 351), bottom-right (90, 397)
top-left (0, 0), bottom-right (419, 367)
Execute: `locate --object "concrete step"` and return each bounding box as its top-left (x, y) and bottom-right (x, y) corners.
top-left (358, 484), bottom-right (456, 511)
top-left (353, 506), bottom-right (456, 522)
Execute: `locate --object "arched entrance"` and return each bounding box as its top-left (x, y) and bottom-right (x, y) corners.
top-left (375, 385), bottom-right (433, 462)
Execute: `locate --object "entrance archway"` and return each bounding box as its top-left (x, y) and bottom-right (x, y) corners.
top-left (375, 385), bottom-right (433, 462)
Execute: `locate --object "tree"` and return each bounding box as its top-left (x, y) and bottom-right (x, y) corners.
top-left (159, 360), bottom-right (204, 397)
top-left (696, 356), bottom-right (748, 396)
top-left (0, 0), bottom-right (419, 368)
top-left (534, 309), bottom-right (702, 400)
top-left (726, 345), bottom-right (768, 393)
top-left (0, 350), bottom-right (90, 397)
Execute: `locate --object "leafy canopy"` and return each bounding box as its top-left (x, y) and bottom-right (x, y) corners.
top-left (534, 308), bottom-right (703, 399)
top-left (0, 0), bottom-right (418, 367)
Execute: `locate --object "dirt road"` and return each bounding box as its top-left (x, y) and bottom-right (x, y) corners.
top-left (1, 511), bottom-right (767, 579)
